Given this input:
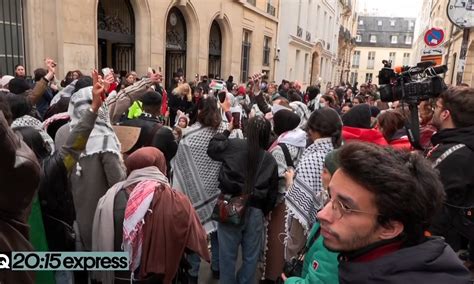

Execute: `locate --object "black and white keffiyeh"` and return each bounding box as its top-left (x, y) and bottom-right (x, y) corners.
top-left (285, 137), bottom-right (334, 231)
top-left (68, 86), bottom-right (121, 157)
top-left (11, 115), bottom-right (55, 154)
top-left (171, 122), bottom-right (227, 233)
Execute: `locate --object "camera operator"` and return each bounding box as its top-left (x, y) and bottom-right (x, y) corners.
top-left (427, 86), bottom-right (474, 266)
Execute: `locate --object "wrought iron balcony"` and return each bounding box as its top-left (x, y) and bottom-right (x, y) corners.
top-left (267, 3), bottom-right (276, 16)
top-left (297, 26), bottom-right (303, 37)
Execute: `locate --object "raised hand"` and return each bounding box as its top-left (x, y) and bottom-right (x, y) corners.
top-left (91, 69), bottom-right (105, 113)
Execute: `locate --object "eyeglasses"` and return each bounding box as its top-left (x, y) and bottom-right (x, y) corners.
top-left (323, 197), bottom-right (381, 220)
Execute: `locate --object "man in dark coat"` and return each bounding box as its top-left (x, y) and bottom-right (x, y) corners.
top-left (428, 86), bottom-right (474, 258)
top-left (317, 142), bottom-right (470, 283)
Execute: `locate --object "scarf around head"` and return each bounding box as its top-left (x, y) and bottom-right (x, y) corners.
top-left (68, 86), bottom-right (121, 157)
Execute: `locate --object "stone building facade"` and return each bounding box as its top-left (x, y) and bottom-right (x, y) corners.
top-left (413, 0), bottom-right (474, 86)
top-left (350, 15), bottom-right (416, 85)
top-left (1, 0), bottom-right (279, 89)
top-left (274, 0), bottom-right (346, 91)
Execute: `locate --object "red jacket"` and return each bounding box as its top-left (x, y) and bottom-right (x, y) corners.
top-left (342, 126), bottom-right (388, 145)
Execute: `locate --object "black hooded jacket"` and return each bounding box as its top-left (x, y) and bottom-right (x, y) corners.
top-left (429, 126), bottom-right (474, 247)
top-left (339, 238), bottom-right (470, 284)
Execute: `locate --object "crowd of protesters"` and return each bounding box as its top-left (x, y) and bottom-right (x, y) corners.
top-left (1, 58), bottom-right (474, 284)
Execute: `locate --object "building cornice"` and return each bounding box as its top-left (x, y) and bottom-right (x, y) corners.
top-left (235, 0), bottom-right (279, 23)
top-left (289, 34), bottom-right (314, 50)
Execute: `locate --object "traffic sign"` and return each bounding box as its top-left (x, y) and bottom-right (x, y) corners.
top-left (447, 0), bottom-right (474, 28)
top-left (424, 28), bottom-right (445, 47)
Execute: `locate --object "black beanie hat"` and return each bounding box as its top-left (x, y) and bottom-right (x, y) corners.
top-left (8, 78), bottom-right (31, 94)
top-left (273, 109), bottom-right (301, 136)
top-left (342, 104), bottom-right (371, 129)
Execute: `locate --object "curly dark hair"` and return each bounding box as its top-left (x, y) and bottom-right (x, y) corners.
top-left (439, 86), bottom-right (474, 127)
top-left (337, 142), bottom-right (445, 246)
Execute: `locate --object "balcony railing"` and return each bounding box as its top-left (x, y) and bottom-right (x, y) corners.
top-left (297, 26), bottom-right (303, 37)
top-left (267, 3), bottom-right (276, 16)
top-left (306, 31), bottom-right (311, 42)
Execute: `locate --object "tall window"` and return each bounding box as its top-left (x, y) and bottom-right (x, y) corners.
top-left (405, 35), bottom-right (413, 44)
top-left (409, 21), bottom-right (414, 29)
top-left (390, 20), bottom-right (396, 26)
top-left (352, 51), bottom-right (360, 68)
top-left (367, 51), bottom-right (375, 69)
top-left (241, 30), bottom-right (251, 81)
top-left (263, 36), bottom-right (271, 66)
top-left (377, 20), bottom-right (382, 26)
top-left (391, 35), bottom-right (398, 44)
top-left (403, 53), bottom-right (410, 65)
top-left (350, 72), bottom-right (358, 85)
top-left (370, 35), bottom-right (377, 43)
top-left (365, 73), bottom-right (373, 82)
top-left (304, 53), bottom-right (309, 82)
top-left (1, 0), bottom-right (25, 75)
top-left (389, 52), bottom-right (396, 63)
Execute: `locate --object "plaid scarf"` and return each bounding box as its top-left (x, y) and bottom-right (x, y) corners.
top-left (68, 86), bottom-right (121, 157)
top-left (171, 122), bottom-right (227, 233)
top-left (285, 137), bottom-right (334, 231)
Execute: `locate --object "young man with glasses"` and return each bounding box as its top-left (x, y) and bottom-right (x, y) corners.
top-left (317, 142), bottom-right (470, 283)
top-left (428, 86), bottom-right (474, 268)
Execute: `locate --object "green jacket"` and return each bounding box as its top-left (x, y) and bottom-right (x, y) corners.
top-left (285, 222), bottom-right (339, 284)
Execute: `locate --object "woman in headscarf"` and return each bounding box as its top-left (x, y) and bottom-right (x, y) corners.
top-left (68, 76), bottom-right (126, 252)
top-left (284, 108), bottom-right (343, 260)
top-left (93, 147), bottom-right (209, 284)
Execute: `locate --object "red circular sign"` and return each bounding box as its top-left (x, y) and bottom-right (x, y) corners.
top-left (424, 28), bottom-right (445, 47)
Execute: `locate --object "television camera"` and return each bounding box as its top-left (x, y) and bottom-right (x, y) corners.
top-left (377, 60), bottom-right (448, 149)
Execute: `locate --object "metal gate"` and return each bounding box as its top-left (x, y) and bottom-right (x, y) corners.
top-left (166, 51), bottom-right (186, 88)
top-left (0, 0), bottom-right (25, 75)
top-left (113, 43), bottom-right (134, 74)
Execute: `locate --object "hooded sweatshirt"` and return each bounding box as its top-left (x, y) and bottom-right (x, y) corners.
top-left (342, 104), bottom-right (388, 145)
top-left (338, 238), bottom-right (470, 284)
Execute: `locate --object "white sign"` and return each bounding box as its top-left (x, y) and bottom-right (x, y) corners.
top-left (447, 0), bottom-right (474, 28)
top-left (422, 47), bottom-right (445, 56)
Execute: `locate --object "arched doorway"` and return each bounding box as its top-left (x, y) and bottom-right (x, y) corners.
top-left (97, 0), bottom-right (135, 75)
top-left (166, 7), bottom-right (187, 90)
top-left (208, 20), bottom-right (222, 78)
top-left (310, 51), bottom-right (320, 85)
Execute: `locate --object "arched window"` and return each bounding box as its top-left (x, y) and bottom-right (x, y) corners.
top-left (165, 7), bottom-right (187, 90)
top-left (98, 0), bottom-right (135, 74)
top-left (208, 21), bottom-right (222, 78)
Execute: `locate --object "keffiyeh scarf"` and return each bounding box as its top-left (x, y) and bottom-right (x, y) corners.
top-left (171, 122), bottom-right (227, 233)
top-left (11, 114), bottom-right (55, 154)
top-left (285, 137), bottom-right (334, 231)
top-left (68, 86), bottom-right (121, 157)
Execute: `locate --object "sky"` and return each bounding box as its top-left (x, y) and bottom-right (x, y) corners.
top-left (357, 0), bottom-right (423, 18)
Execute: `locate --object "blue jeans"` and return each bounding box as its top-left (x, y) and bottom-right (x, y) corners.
top-left (218, 207), bottom-right (264, 284)
top-left (187, 231), bottom-right (219, 277)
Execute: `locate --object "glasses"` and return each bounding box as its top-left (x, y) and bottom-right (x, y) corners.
top-left (323, 198), bottom-right (381, 220)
